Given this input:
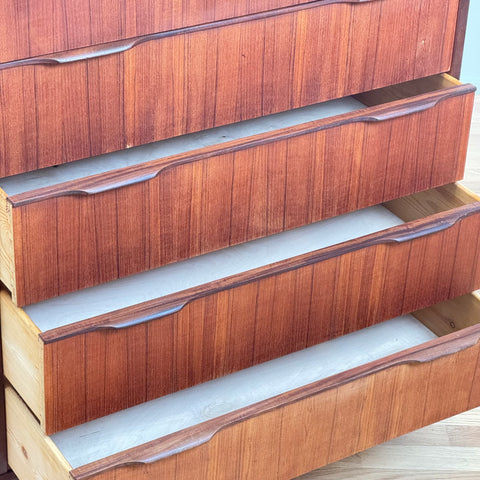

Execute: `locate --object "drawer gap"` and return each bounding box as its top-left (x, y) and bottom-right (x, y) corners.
top-left (0, 75), bottom-right (467, 199)
top-left (48, 293), bottom-right (480, 470)
top-left (354, 73), bottom-right (462, 107)
top-left (383, 183), bottom-right (480, 221)
top-left (49, 313), bottom-right (441, 468)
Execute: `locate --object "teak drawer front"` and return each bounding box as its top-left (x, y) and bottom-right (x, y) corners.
top-left (6, 294), bottom-right (480, 480)
top-left (1, 0), bottom-right (312, 64)
top-left (3, 184), bottom-right (480, 434)
top-left (0, 76), bottom-right (475, 307)
top-left (0, 0), bottom-right (460, 177)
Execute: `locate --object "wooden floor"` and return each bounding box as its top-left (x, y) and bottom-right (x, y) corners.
top-left (297, 95), bottom-right (480, 480)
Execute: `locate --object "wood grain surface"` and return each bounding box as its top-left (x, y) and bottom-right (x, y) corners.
top-left (6, 294), bottom-right (480, 480)
top-left (0, 350), bottom-right (7, 474)
top-left (5, 82), bottom-right (474, 307)
top-left (0, 1), bottom-right (476, 480)
top-left (0, 0), bottom-right (459, 177)
top-left (67, 324), bottom-right (480, 480)
top-left (20, 192), bottom-right (478, 433)
top-left (296, 95), bottom-right (480, 480)
top-left (0, 0), bottom-right (313, 64)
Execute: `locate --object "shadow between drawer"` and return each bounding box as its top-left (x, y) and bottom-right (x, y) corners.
top-left (0, 0), bottom-right (461, 176)
top-left (5, 292), bottom-right (480, 480)
top-left (0, 74), bottom-right (475, 307)
top-left (2, 183), bottom-right (480, 434)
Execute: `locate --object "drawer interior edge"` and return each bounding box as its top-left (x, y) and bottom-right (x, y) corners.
top-left (383, 183), bottom-right (480, 222)
top-left (0, 191), bottom-right (16, 295)
top-left (49, 293), bottom-right (480, 470)
top-left (1, 74), bottom-right (469, 199)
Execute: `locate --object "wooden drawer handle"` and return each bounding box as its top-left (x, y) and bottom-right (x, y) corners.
top-left (142, 331), bottom-right (480, 467)
top-left (92, 213), bottom-right (471, 333)
top-left (0, 0), bottom-right (379, 70)
top-left (356, 96), bottom-right (450, 123)
top-left (73, 326), bottom-right (480, 478)
top-left (53, 204), bottom-right (478, 339)
top-left (398, 329), bottom-right (480, 365)
top-left (11, 84), bottom-right (471, 203)
top-left (388, 215), bottom-right (467, 243)
top-left (140, 331), bottom-right (480, 465)
top-left (96, 303), bottom-right (187, 330)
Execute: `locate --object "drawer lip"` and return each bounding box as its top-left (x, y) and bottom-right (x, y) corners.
top-left (68, 305), bottom-right (480, 479)
top-left (38, 197), bottom-right (480, 344)
top-left (0, 0), bottom-right (461, 178)
top-left (6, 80), bottom-right (476, 207)
top-left (0, 0), bottom-right (378, 70)
top-left (2, 0), bottom-right (347, 65)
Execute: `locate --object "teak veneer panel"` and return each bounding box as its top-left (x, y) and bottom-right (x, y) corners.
top-left (6, 294), bottom-right (480, 480)
top-left (4, 185), bottom-right (480, 434)
top-left (0, 0), bottom-right (313, 64)
top-left (3, 80), bottom-right (475, 306)
top-left (0, 0), bottom-right (460, 177)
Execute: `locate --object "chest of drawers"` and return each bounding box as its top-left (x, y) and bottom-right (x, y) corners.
top-left (1, 0), bottom-right (478, 479)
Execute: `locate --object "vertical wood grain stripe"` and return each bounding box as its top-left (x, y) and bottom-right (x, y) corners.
top-left (0, 0), bottom-right (460, 177)
top-left (0, 0), bottom-right (315, 64)
top-left (69, 340), bottom-right (480, 480)
top-left (42, 212), bottom-right (480, 433)
top-left (12, 92), bottom-right (473, 306)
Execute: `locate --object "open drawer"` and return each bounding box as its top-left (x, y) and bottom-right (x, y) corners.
top-left (6, 293), bottom-right (480, 480)
top-left (0, 74), bottom-right (475, 306)
top-left (2, 183), bottom-right (480, 434)
top-left (0, 0), bottom-right (462, 176)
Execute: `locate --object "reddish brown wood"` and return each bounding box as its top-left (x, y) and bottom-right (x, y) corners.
top-left (449, 0), bottom-right (470, 79)
top-left (0, 0), bottom-right (460, 177)
top-left (0, 0), bottom-right (314, 64)
top-left (69, 325), bottom-right (480, 480)
top-left (8, 86), bottom-right (475, 307)
top-left (9, 83), bottom-right (475, 205)
top-left (39, 203), bottom-right (480, 433)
